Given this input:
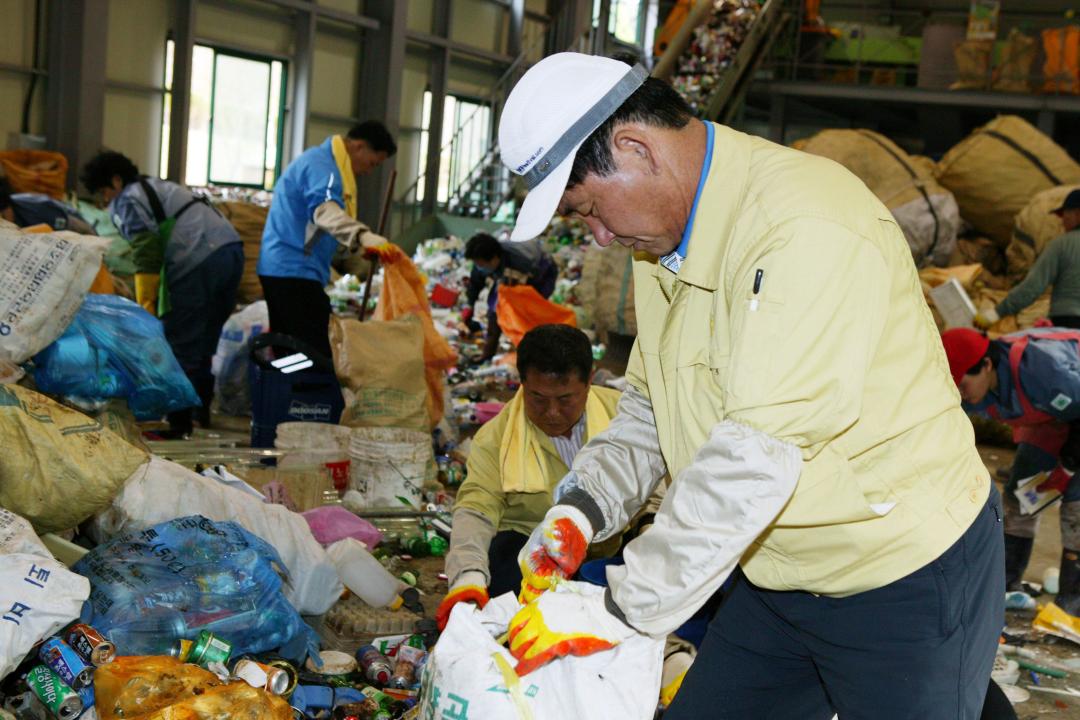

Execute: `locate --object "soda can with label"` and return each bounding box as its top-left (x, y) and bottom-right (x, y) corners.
top-left (185, 631), bottom-right (232, 668)
top-left (232, 658), bottom-right (291, 695)
top-left (65, 623), bottom-right (115, 666)
top-left (26, 665), bottom-right (82, 720)
top-left (38, 638), bottom-right (94, 689)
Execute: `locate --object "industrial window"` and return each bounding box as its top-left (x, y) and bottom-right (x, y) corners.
top-left (595, 0), bottom-right (659, 48)
top-left (416, 91), bottom-right (492, 204)
top-left (160, 41), bottom-right (286, 189)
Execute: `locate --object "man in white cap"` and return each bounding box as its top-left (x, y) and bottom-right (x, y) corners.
top-left (498, 53), bottom-right (1003, 716)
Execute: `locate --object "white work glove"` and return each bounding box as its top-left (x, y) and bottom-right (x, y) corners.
top-left (508, 586), bottom-right (637, 675)
top-left (517, 505), bottom-right (594, 604)
top-left (974, 307), bottom-right (1000, 330)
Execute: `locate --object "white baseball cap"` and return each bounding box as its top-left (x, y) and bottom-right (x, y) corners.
top-left (499, 53), bottom-right (648, 241)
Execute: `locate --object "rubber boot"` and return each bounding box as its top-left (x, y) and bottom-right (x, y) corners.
top-left (194, 376), bottom-right (214, 429)
top-left (1055, 548), bottom-right (1080, 616)
top-left (1003, 534), bottom-right (1034, 592)
top-left (161, 408), bottom-right (194, 440)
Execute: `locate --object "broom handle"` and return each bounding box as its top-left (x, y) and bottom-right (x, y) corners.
top-left (359, 168), bottom-right (397, 321)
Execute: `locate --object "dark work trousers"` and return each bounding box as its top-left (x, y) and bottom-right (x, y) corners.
top-left (259, 275), bottom-right (333, 360)
top-left (666, 487), bottom-right (1005, 720)
top-left (162, 242), bottom-right (243, 425)
top-left (1051, 316), bottom-right (1080, 329)
top-left (488, 530), bottom-right (529, 599)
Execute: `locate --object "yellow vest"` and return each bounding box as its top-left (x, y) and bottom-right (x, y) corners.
top-left (627, 124), bottom-right (989, 596)
top-left (456, 385), bottom-right (622, 536)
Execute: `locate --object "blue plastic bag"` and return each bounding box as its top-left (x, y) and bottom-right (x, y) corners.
top-left (72, 515), bottom-right (319, 663)
top-left (32, 293), bottom-right (198, 419)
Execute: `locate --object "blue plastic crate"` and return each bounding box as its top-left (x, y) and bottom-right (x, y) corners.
top-left (249, 333), bottom-right (344, 448)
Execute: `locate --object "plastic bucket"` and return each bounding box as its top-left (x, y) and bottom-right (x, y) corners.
top-left (348, 426), bottom-right (434, 509)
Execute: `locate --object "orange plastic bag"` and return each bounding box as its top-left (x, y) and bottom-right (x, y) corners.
top-left (0, 150), bottom-right (68, 199)
top-left (373, 245), bottom-right (457, 427)
top-left (495, 284), bottom-right (577, 347)
top-left (93, 656), bottom-right (293, 720)
top-left (1043, 26), bottom-right (1080, 94)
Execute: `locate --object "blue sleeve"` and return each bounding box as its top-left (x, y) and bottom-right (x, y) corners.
top-left (1021, 340), bottom-right (1080, 422)
top-left (301, 154), bottom-right (345, 222)
top-left (110, 191), bottom-right (158, 240)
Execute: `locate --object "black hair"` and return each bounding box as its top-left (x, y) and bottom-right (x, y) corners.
top-left (517, 324), bottom-right (593, 383)
top-left (567, 59), bottom-right (693, 188)
top-left (347, 120), bottom-right (397, 156)
top-left (465, 232), bottom-right (501, 261)
top-left (0, 176), bottom-right (11, 212)
top-left (965, 345), bottom-right (999, 376)
top-left (80, 151), bottom-right (140, 193)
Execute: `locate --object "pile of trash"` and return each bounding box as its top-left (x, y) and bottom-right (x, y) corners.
top-left (669, 0), bottom-right (762, 114)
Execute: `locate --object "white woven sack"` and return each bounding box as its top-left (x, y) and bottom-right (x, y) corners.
top-left (422, 583), bottom-right (663, 720)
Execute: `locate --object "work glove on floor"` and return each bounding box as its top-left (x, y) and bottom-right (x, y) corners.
top-left (508, 588), bottom-right (636, 676)
top-left (974, 308), bottom-right (1000, 330)
top-left (435, 571), bottom-right (489, 631)
top-left (517, 505), bottom-right (593, 604)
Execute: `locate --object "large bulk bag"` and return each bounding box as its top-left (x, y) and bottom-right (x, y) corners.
top-left (0, 384), bottom-right (148, 534)
top-left (799, 129), bottom-right (960, 266)
top-left (1043, 25), bottom-right (1080, 94)
top-left (1005, 184), bottom-right (1080, 284)
top-left (935, 115), bottom-right (1080, 247)
top-left (578, 243), bottom-right (637, 340)
top-left (217, 202), bottom-right (268, 304)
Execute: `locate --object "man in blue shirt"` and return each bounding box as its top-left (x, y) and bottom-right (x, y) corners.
top-left (0, 176), bottom-right (94, 234)
top-left (258, 120), bottom-right (396, 359)
top-left (81, 151), bottom-right (243, 438)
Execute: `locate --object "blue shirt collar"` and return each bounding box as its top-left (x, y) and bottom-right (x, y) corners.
top-left (660, 121), bottom-right (714, 274)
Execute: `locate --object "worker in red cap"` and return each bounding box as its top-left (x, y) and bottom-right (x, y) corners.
top-left (943, 326), bottom-right (1080, 611)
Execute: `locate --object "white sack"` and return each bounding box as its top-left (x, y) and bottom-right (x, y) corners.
top-left (0, 508), bottom-right (90, 680)
top-left (0, 227), bottom-right (107, 364)
top-left (422, 583), bottom-right (663, 720)
top-left (88, 456), bottom-right (342, 615)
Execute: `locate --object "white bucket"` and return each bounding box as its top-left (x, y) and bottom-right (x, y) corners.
top-left (275, 422), bottom-right (352, 491)
top-left (348, 426), bottom-right (433, 509)
top-left (275, 422), bottom-right (352, 451)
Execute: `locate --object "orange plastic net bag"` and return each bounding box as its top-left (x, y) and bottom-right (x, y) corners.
top-left (93, 655), bottom-right (293, 720)
top-left (495, 284), bottom-right (577, 347)
top-left (0, 150), bottom-right (68, 199)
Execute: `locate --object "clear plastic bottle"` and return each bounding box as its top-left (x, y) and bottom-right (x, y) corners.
top-left (103, 605), bottom-right (189, 656)
top-left (326, 538), bottom-right (404, 609)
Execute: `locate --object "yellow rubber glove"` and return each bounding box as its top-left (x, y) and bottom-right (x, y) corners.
top-left (659, 651), bottom-right (694, 708)
top-left (517, 505), bottom-right (593, 604)
top-left (134, 272), bottom-right (161, 317)
top-left (508, 587), bottom-right (636, 676)
top-left (436, 573), bottom-right (489, 631)
top-left (973, 308), bottom-right (1000, 330)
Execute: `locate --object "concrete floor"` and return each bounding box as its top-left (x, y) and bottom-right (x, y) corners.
top-left (978, 444), bottom-right (1080, 718)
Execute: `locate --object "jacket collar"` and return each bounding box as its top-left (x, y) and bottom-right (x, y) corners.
top-left (664, 123), bottom-right (752, 292)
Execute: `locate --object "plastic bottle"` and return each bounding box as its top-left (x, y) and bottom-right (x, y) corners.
top-left (326, 539), bottom-right (404, 610)
top-left (103, 605), bottom-right (189, 656)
